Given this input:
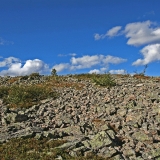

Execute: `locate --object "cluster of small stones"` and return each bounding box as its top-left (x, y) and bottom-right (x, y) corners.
top-left (0, 75), bottom-right (160, 159)
top-left (0, 75), bottom-right (47, 86)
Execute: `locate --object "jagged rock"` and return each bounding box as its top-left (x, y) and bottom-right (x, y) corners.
top-left (15, 114), bottom-right (28, 122)
top-left (56, 140), bottom-right (81, 150)
top-left (11, 127), bottom-right (34, 139)
top-left (123, 148), bottom-right (136, 157)
top-left (0, 133), bottom-right (10, 143)
top-left (147, 148), bottom-right (160, 160)
top-left (4, 113), bottom-right (28, 123)
top-left (88, 131), bottom-right (113, 150)
top-left (98, 147), bottom-right (117, 158)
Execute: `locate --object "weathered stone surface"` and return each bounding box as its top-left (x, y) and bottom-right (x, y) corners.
top-left (0, 75), bottom-right (160, 159)
top-left (132, 131), bottom-right (151, 142)
top-left (89, 131), bottom-right (113, 149)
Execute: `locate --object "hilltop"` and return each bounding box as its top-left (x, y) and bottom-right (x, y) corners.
top-left (0, 74), bottom-right (160, 160)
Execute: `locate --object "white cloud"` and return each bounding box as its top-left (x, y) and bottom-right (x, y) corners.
top-left (124, 20), bottom-right (160, 46)
top-left (69, 53), bottom-right (77, 57)
top-left (132, 44), bottom-right (160, 65)
top-left (100, 67), bottom-right (108, 72)
top-left (103, 55), bottom-right (127, 64)
top-left (70, 55), bottom-right (102, 69)
top-left (94, 33), bottom-right (102, 40)
top-left (95, 21), bottom-right (160, 46)
top-left (109, 69), bottom-right (126, 74)
top-left (106, 26), bottom-right (122, 37)
top-left (89, 67), bottom-right (108, 74)
top-left (89, 69), bottom-right (101, 74)
top-left (94, 26), bottom-right (122, 40)
top-left (0, 58), bottom-right (49, 76)
top-left (0, 37), bottom-right (14, 45)
top-left (58, 54), bottom-right (66, 57)
top-left (52, 63), bottom-right (70, 72)
top-left (53, 55), bottom-right (127, 73)
top-left (0, 57), bottom-right (20, 67)
top-left (58, 53), bottom-right (77, 57)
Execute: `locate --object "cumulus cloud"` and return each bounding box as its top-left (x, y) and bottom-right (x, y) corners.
top-left (124, 20), bottom-right (160, 46)
top-left (95, 21), bottom-right (160, 46)
top-left (94, 26), bottom-right (122, 40)
top-left (0, 57), bottom-right (49, 76)
top-left (109, 69), bottom-right (126, 74)
top-left (106, 26), bottom-right (122, 37)
top-left (53, 54), bottom-right (127, 73)
top-left (132, 44), bottom-right (160, 65)
top-left (89, 69), bottom-right (101, 74)
top-left (103, 55), bottom-right (127, 64)
top-left (89, 67), bottom-right (108, 74)
top-left (52, 63), bottom-right (70, 72)
top-left (70, 55), bottom-right (103, 70)
top-left (0, 57), bottom-right (20, 67)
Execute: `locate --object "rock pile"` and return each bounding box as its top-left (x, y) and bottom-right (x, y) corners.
top-left (0, 75), bottom-right (160, 159)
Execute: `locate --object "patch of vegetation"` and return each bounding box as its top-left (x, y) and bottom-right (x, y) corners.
top-left (20, 75), bottom-right (29, 80)
top-left (0, 138), bottom-right (106, 160)
top-left (7, 77), bottom-right (19, 84)
top-left (71, 73), bottom-right (116, 87)
top-left (30, 72), bottom-right (40, 77)
top-left (73, 73), bottom-right (97, 80)
top-left (0, 84), bottom-right (58, 108)
top-left (44, 75), bottom-right (85, 90)
top-left (133, 65), bottom-right (149, 79)
top-left (92, 73), bottom-right (116, 87)
top-left (29, 72), bottom-right (41, 80)
top-left (51, 68), bottom-right (57, 76)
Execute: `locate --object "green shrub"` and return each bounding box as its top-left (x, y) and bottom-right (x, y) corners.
top-left (92, 73), bottom-right (116, 87)
top-left (29, 72), bottom-right (40, 80)
top-left (30, 72), bottom-right (40, 77)
top-left (51, 68), bottom-right (57, 76)
top-left (20, 75), bottom-right (29, 80)
top-left (0, 86), bottom-right (9, 98)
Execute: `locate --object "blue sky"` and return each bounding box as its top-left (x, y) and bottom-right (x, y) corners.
top-left (0, 0), bottom-right (160, 76)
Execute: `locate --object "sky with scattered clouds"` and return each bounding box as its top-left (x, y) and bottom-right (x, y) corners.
top-left (0, 0), bottom-right (160, 76)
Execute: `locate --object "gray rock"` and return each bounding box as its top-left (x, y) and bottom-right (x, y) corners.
top-left (132, 131), bottom-right (151, 142)
top-left (89, 131), bottom-right (113, 150)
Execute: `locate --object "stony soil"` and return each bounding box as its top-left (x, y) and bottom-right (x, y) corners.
top-left (0, 75), bottom-right (160, 159)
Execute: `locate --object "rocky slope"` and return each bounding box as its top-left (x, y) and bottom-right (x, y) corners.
top-left (0, 75), bottom-right (160, 159)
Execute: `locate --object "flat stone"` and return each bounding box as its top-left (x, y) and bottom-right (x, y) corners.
top-left (132, 131), bottom-right (151, 142)
top-left (89, 131), bottom-right (112, 150)
top-left (136, 84), bottom-right (143, 87)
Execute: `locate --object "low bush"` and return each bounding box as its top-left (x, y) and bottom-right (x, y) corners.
top-left (29, 72), bottom-right (40, 80)
top-left (51, 68), bottom-right (57, 76)
top-left (20, 75), bottom-right (29, 80)
top-left (92, 73), bottom-right (116, 87)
